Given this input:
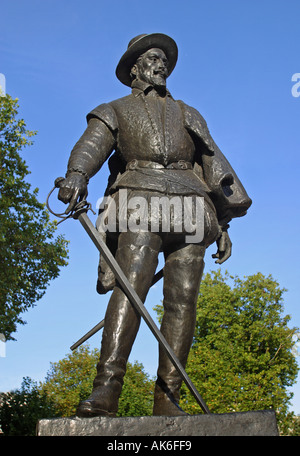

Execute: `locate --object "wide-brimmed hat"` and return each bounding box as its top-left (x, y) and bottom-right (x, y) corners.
top-left (116, 33), bottom-right (178, 87)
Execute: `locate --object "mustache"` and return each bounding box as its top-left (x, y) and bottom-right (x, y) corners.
top-left (153, 69), bottom-right (168, 77)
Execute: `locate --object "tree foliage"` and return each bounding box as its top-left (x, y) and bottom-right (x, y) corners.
top-left (0, 377), bottom-right (57, 436)
top-left (174, 270), bottom-right (299, 434)
top-left (40, 345), bottom-right (100, 417)
top-left (1, 270), bottom-right (299, 435)
top-left (40, 271), bottom-right (299, 432)
top-left (40, 344), bottom-right (154, 417)
top-left (117, 360), bottom-right (154, 417)
top-left (0, 94), bottom-right (69, 340)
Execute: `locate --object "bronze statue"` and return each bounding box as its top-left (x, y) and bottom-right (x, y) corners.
top-left (58, 33), bottom-right (252, 417)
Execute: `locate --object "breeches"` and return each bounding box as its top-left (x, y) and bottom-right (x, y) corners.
top-left (97, 196), bottom-right (221, 293)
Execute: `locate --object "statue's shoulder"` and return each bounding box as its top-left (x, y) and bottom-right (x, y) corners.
top-left (177, 100), bottom-right (215, 154)
top-left (86, 102), bottom-right (118, 132)
top-left (177, 100), bottom-right (206, 123)
top-left (86, 94), bottom-right (136, 131)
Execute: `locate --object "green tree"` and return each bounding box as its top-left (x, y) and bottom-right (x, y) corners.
top-left (40, 344), bottom-right (154, 417)
top-left (40, 345), bottom-right (100, 417)
top-left (157, 270), bottom-right (299, 434)
top-left (0, 94), bottom-right (69, 340)
top-left (117, 361), bottom-right (154, 417)
top-left (0, 377), bottom-right (57, 436)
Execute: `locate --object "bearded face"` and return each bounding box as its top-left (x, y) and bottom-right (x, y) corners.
top-left (131, 48), bottom-right (169, 89)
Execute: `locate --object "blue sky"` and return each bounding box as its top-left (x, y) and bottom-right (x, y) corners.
top-left (1, 0), bottom-right (300, 414)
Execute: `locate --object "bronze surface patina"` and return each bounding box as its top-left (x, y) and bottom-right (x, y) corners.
top-left (57, 33), bottom-right (252, 417)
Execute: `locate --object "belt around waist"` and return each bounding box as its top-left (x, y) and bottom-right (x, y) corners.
top-left (126, 159), bottom-right (193, 171)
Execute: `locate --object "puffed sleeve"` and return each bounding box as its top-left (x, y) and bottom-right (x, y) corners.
top-left (67, 104), bottom-right (118, 178)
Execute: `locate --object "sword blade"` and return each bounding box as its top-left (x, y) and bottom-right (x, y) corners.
top-left (77, 211), bottom-right (211, 414)
top-left (70, 268), bottom-right (163, 351)
top-left (70, 319), bottom-right (105, 351)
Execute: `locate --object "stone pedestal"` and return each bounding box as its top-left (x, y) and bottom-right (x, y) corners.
top-left (37, 410), bottom-right (278, 436)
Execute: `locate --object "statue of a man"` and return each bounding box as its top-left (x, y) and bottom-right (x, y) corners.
top-left (58, 33), bottom-right (251, 417)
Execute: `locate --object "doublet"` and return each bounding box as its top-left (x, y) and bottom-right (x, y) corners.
top-left (108, 87), bottom-right (196, 166)
top-left (68, 82), bottom-right (251, 226)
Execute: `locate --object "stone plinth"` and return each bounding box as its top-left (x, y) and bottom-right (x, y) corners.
top-left (37, 410), bottom-right (278, 436)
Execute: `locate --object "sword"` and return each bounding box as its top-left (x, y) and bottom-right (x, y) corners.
top-left (70, 267), bottom-right (163, 351)
top-left (47, 180), bottom-right (211, 414)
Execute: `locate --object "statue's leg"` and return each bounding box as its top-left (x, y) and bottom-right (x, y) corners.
top-left (77, 231), bottom-right (161, 417)
top-left (153, 241), bottom-right (206, 416)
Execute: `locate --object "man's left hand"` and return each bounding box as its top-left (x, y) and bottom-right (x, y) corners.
top-left (212, 230), bottom-right (232, 264)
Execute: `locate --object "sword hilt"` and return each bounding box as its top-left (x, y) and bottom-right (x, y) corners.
top-left (46, 177), bottom-right (95, 224)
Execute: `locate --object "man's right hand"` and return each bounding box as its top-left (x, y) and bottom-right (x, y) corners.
top-left (58, 173), bottom-right (88, 214)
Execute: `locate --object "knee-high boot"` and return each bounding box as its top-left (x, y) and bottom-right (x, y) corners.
top-left (153, 244), bottom-right (205, 416)
top-left (77, 232), bottom-right (161, 417)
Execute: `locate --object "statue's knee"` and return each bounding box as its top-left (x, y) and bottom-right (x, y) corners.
top-left (163, 254), bottom-right (204, 303)
top-left (164, 281), bottom-right (199, 307)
